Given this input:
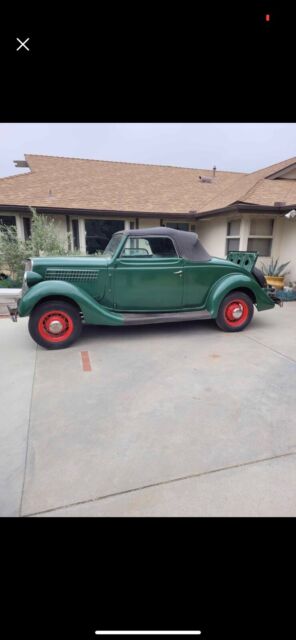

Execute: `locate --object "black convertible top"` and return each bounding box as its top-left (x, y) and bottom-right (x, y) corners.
top-left (115, 227), bottom-right (211, 262)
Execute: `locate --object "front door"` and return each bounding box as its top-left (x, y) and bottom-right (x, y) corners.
top-left (113, 235), bottom-right (184, 311)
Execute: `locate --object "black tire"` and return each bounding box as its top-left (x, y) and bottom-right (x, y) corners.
top-left (215, 290), bottom-right (254, 332)
top-left (28, 299), bottom-right (82, 349)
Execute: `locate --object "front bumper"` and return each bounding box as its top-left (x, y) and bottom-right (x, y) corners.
top-left (7, 300), bottom-right (20, 322)
top-left (265, 286), bottom-right (284, 307)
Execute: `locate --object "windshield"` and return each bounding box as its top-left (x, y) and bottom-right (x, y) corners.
top-left (103, 234), bottom-right (123, 257)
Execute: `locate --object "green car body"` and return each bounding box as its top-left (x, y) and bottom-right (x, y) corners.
top-left (14, 227), bottom-right (282, 349)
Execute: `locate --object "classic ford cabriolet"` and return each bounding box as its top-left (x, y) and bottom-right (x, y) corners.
top-left (10, 227), bottom-right (282, 349)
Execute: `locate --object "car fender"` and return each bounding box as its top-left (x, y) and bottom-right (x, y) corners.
top-left (18, 280), bottom-right (124, 325)
top-left (205, 273), bottom-right (275, 316)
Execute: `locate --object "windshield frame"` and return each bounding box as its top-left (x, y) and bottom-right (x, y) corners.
top-left (103, 234), bottom-right (124, 258)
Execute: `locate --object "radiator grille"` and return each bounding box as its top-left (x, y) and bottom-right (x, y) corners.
top-left (45, 269), bottom-right (100, 281)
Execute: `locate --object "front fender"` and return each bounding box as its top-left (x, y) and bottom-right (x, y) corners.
top-left (18, 280), bottom-right (124, 326)
top-left (205, 274), bottom-right (275, 317)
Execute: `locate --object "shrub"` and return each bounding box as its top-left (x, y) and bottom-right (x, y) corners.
top-left (28, 207), bottom-right (70, 256)
top-left (0, 225), bottom-right (30, 285)
top-left (0, 208), bottom-right (82, 283)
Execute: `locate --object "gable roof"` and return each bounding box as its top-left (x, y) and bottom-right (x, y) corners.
top-left (0, 154), bottom-right (245, 215)
top-left (0, 154), bottom-right (296, 217)
top-left (200, 156), bottom-right (296, 214)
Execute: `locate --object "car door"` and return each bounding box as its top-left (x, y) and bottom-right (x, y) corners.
top-left (182, 258), bottom-right (223, 308)
top-left (113, 235), bottom-right (184, 311)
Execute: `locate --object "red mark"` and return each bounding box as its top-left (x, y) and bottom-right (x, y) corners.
top-left (81, 351), bottom-right (92, 372)
top-left (265, 14), bottom-right (270, 22)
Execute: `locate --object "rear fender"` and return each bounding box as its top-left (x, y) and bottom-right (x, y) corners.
top-left (205, 274), bottom-right (275, 317)
top-left (18, 281), bottom-right (124, 325)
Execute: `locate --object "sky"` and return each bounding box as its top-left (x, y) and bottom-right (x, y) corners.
top-left (0, 123), bottom-right (296, 178)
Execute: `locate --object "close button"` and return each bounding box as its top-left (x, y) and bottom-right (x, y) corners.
top-left (16, 37), bottom-right (30, 52)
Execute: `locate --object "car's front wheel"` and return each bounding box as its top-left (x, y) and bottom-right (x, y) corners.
top-left (28, 300), bottom-right (82, 349)
top-left (215, 291), bottom-right (254, 332)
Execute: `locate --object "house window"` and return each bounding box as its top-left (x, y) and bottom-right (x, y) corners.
top-left (71, 219), bottom-right (80, 250)
top-left (0, 215), bottom-right (16, 229)
top-left (23, 217), bottom-right (31, 240)
top-left (247, 218), bottom-right (274, 256)
top-left (226, 219), bottom-right (241, 252)
top-left (166, 222), bottom-right (190, 231)
top-left (85, 219), bottom-right (125, 254)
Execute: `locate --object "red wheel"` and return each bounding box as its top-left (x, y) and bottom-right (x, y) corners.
top-left (38, 310), bottom-right (74, 343)
top-left (216, 291), bottom-right (254, 332)
top-left (29, 300), bottom-right (82, 349)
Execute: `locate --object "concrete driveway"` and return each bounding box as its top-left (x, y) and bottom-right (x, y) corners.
top-left (1, 302), bottom-right (296, 517)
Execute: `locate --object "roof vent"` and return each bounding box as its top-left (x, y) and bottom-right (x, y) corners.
top-left (213, 165), bottom-right (216, 177)
top-left (13, 160), bottom-right (29, 168)
top-left (199, 175), bottom-right (212, 183)
top-left (274, 201), bottom-right (286, 207)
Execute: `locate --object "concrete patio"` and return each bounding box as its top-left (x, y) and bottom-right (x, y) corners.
top-left (1, 302), bottom-right (296, 517)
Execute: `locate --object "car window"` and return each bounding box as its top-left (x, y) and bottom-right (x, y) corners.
top-left (120, 236), bottom-right (177, 258)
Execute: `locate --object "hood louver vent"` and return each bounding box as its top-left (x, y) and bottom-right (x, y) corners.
top-left (45, 269), bottom-right (101, 281)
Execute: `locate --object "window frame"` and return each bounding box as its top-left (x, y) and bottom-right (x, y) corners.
top-left (119, 234), bottom-right (180, 259)
top-left (247, 217), bottom-right (274, 257)
top-left (225, 218), bottom-right (241, 254)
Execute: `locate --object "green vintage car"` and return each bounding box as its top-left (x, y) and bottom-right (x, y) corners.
top-left (10, 227), bottom-right (282, 349)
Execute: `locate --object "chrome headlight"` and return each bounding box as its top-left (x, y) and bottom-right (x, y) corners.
top-left (24, 259), bottom-right (32, 272)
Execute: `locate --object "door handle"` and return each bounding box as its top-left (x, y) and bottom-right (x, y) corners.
top-left (174, 270), bottom-right (183, 275)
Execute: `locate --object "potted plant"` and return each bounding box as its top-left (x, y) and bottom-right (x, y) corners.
top-left (260, 258), bottom-right (290, 290)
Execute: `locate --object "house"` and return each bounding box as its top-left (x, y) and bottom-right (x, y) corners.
top-left (1, 154), bottom-right (296, 281)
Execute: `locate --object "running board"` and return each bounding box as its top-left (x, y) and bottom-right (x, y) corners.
top-left (122, 310), bottom-right (212, 325)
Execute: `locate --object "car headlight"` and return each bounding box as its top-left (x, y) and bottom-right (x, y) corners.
top-left (24, 259), bottom-right (32, 272)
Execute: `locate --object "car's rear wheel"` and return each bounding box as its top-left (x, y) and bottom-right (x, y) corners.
top-left (29, 300), bottom-right (82, 349)
top-left (215, 291), bottom-right (254, 332)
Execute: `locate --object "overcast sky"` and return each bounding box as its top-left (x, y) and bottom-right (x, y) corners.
top-left (0, 123), bottom-right (295, 178)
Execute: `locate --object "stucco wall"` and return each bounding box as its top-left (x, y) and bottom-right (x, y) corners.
top-left (138, 218), bottom-right (160, 228)
top-left (48, 214), bottom-right (68, 246)
top-left (197, 213), bottom-right (296, 284)
top-left (277, 218), bottom-right (296, 282)
top-left (196, 218), bottom-right (228, 257)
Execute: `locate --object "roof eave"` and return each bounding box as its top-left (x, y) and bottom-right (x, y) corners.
top-left (0, 204), bottom-right (198, 219)
top-left (197, 202), bottom-right (296, 219)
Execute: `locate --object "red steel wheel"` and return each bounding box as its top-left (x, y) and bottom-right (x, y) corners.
top-left (216, 291), bottom-right (254, 332)
top-left (38, 310), bottom-right (74, 343)
top-left (29, 300), bottom-right (82, 349)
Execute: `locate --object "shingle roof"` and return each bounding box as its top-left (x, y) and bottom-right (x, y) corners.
top-left (201, 156), bottom-right (296, 213)
top-left (0, 154), bottom-right (296, 216)
top-left (0, 154), bottom-right (245, 215)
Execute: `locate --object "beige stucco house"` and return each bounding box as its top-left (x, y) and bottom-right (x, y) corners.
top-left (1, 154), bottom-right (296, 281)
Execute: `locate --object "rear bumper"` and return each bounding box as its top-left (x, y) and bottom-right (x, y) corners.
top-left (265, 286), bottom-right (284, 307)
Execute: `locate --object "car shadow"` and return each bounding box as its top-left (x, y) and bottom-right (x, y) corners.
top-left (78, 319), bottom-right (217, 346)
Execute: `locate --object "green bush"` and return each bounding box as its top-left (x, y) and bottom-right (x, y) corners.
top-left (0, 208), bottom-right (87, 283)
top-left (28, 207), bottom-right (71, 256)
top-left (0, 225), bottom-right (30, 284)
top-left (0, 276), bottom-right (22, 288)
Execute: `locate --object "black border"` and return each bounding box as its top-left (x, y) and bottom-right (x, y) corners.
top-left (2, 4), bottom-right (296, 639)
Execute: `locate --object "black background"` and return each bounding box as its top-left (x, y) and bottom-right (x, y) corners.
top-left (1, 2), bottom-right (295, 638)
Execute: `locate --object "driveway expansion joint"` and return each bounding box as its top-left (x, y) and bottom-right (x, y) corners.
top-left (245, 334), bottom-right (296, 365)
top-left (19, 345), bottom-right (38, 517)
top-left (24, 449), bottom-right (296, 517)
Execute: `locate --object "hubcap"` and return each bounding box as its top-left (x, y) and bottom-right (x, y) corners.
top-left (232, 305), bottom-right (243, 319)
top-left (48, 320), bottom-right (64, 334)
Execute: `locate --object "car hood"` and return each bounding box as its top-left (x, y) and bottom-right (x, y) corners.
top-left (30, 256), bottom-right (111, 269)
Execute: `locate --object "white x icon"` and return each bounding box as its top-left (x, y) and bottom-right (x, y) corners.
top-left (16, 37), bottom-right (30, 51)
